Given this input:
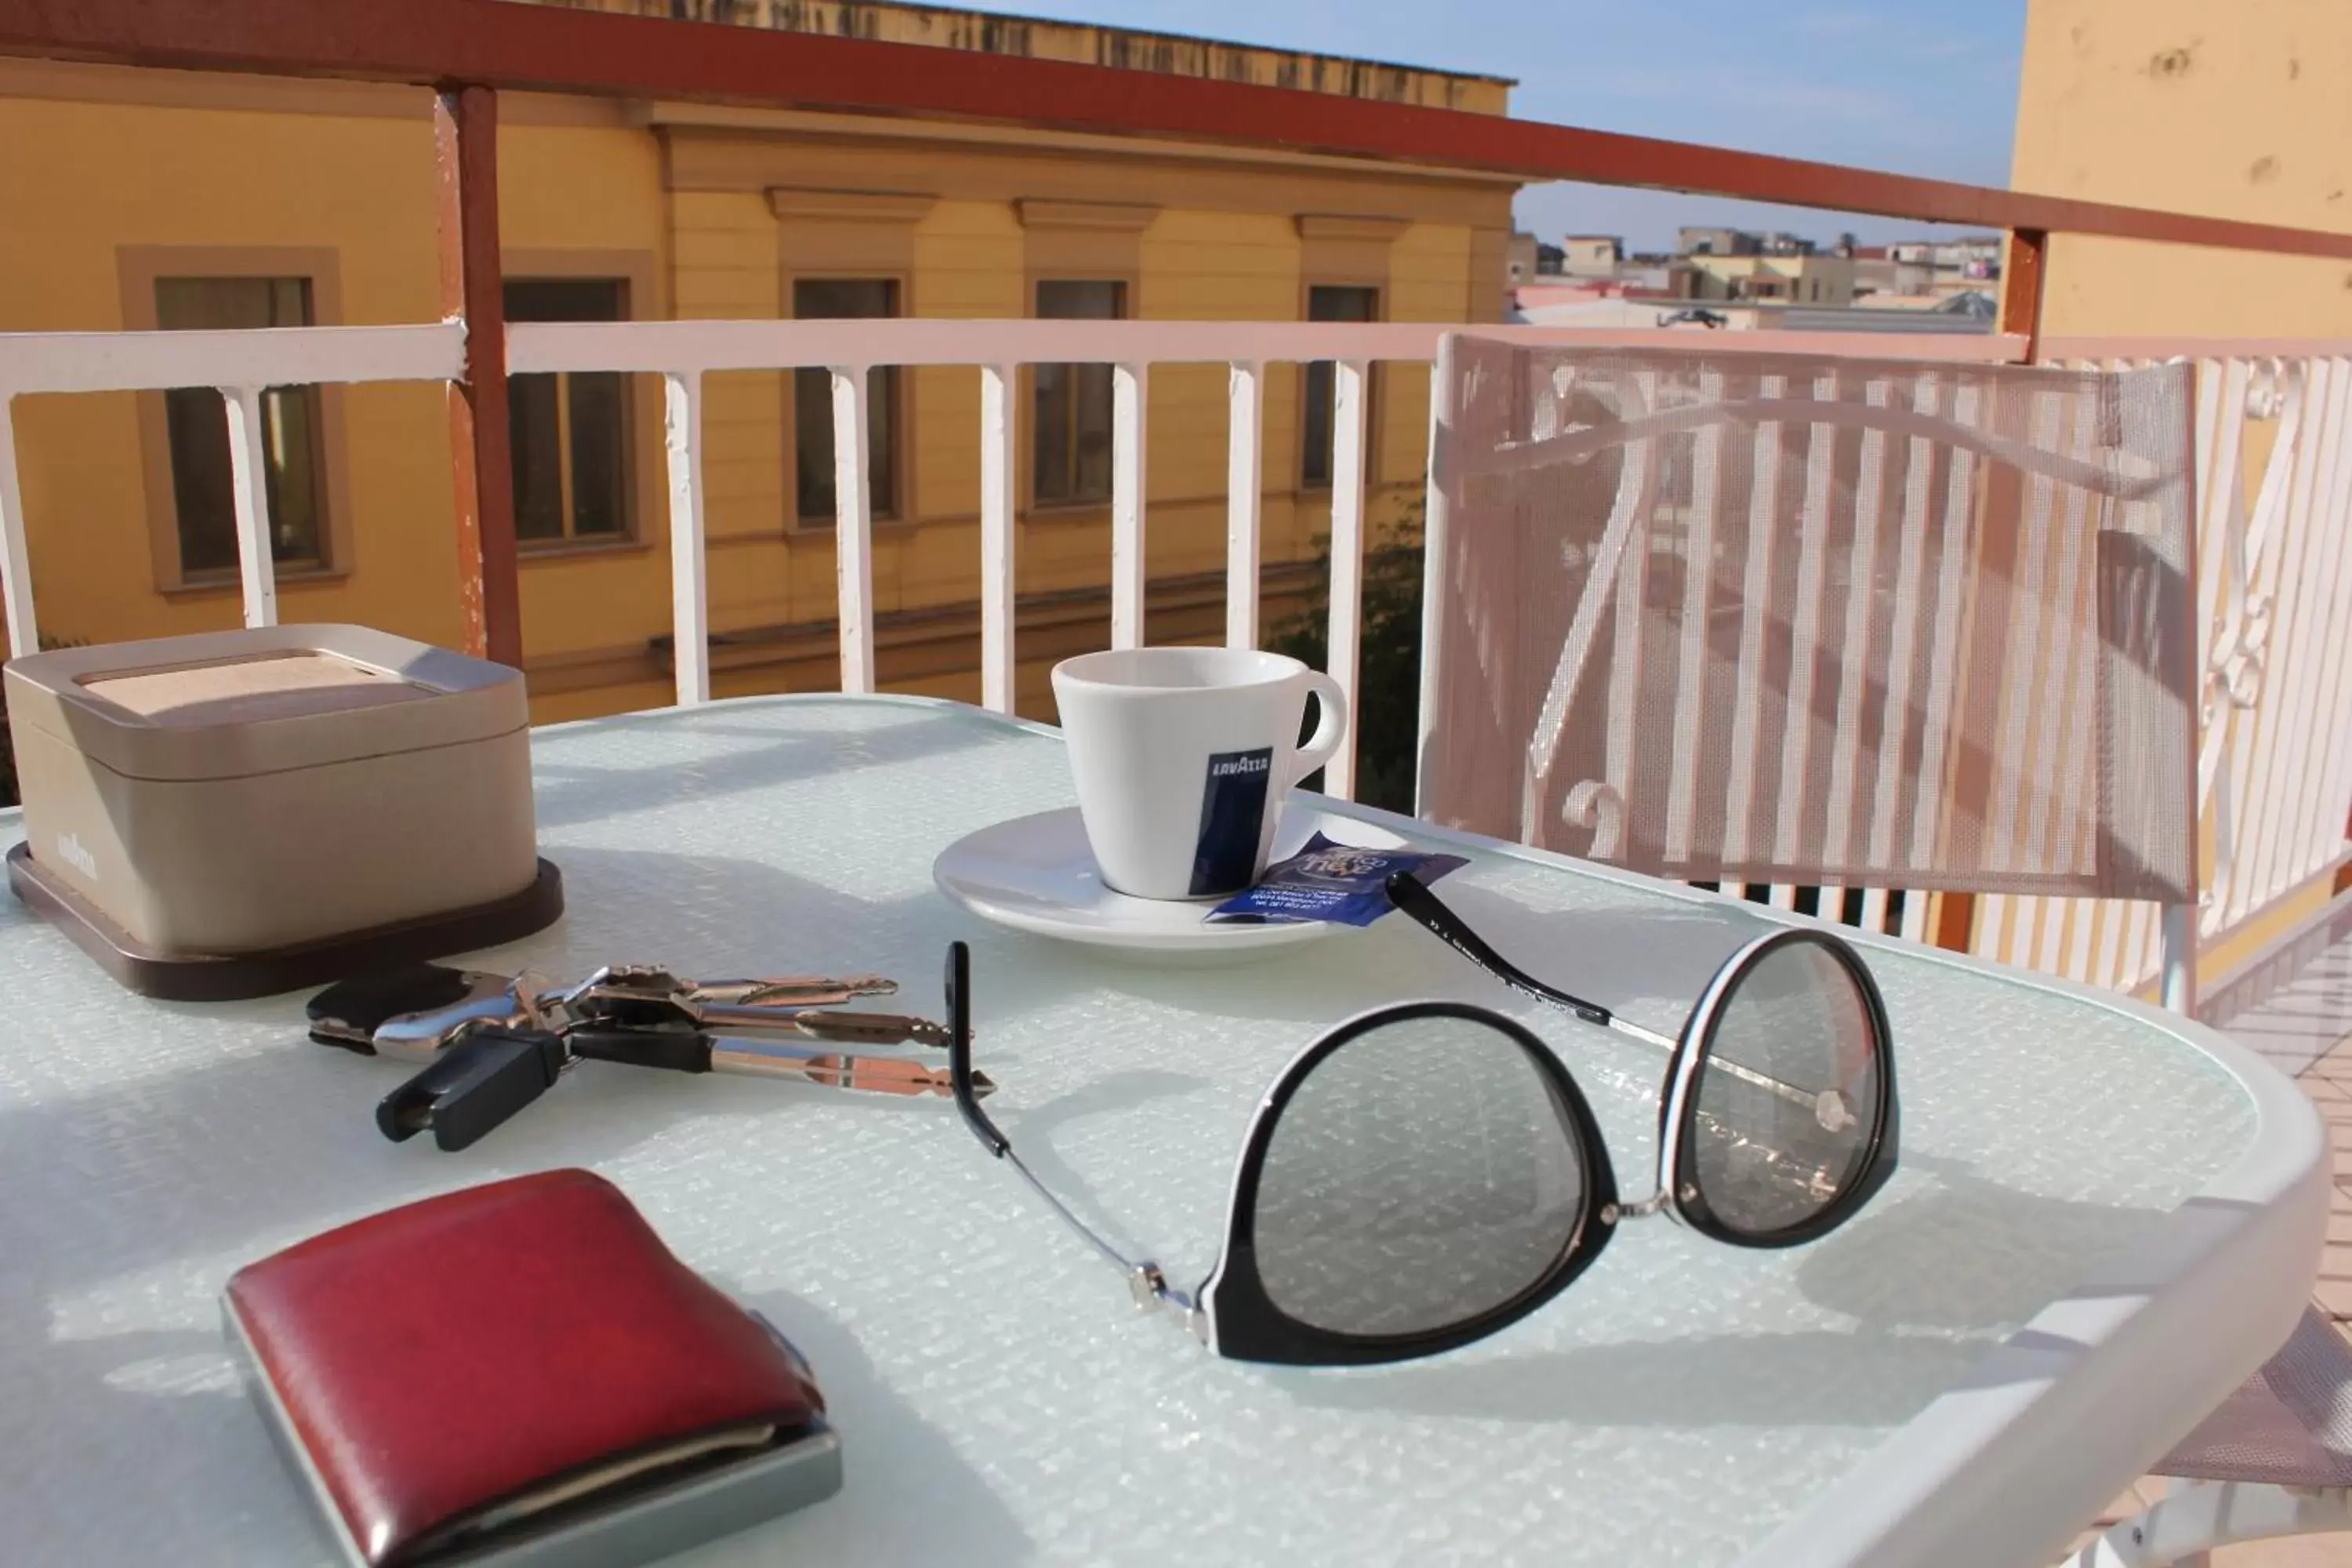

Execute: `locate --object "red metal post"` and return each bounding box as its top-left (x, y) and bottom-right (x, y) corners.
top-left (1999, 227), bottom-right (2048, 364)
top-left (434, 83), bottom-right (521, 668)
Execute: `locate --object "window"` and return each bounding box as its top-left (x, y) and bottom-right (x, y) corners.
top-left (1302, 285), bottom-right (1378, 488)
top-left (505, 278), bottom-right (633, 546)
top-left (154, 278), bottom-right (325, 576)
top-left (793, 278), bottom-right (900, 523)
top-left (1033, 280), bottom-right (1125, 506)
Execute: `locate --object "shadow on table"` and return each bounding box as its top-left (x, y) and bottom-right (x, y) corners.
top-left (1795, 1158), bottom-right (2168, 1330)
top-left (674, 1283), bottom-right (1033, 1566)
top-left (1270, 1327), bottom-right (1994, 1427)
top-left (967, 1067), bottom-right (1217, 1260)
top-left (1272, 1164), bottom-right (2172, 1429)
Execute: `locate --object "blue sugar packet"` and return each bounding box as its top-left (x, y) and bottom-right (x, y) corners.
top-left (1204, 834), bottom-right (1467, 927)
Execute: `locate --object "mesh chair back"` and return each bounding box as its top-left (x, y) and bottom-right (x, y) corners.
top-left (2155, 1306), bottom-right (2352, 1488)
top-left (1418, 336), bottom-right (2198, 906)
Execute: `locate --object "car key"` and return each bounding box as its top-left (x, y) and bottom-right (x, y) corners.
top-left (375, 1027), bottom-right (568, 1151)
top-left (566, 1026), bottom-right (989, 1099)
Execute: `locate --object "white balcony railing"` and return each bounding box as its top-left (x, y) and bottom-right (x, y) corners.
top-left (0, 318), bottom-right (2343, 1008)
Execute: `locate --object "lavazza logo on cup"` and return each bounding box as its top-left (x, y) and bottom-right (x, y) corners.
top-left (1194, 747), bottom-right (1276, 896)
top-left (1051, 648), bottom-right (1349, 902)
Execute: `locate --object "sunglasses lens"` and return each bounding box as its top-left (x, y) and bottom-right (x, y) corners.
top-left (1683, 938), bottom-right (1884, 1239)
top-left (1251, 1014), bottom-right (1590, 1338)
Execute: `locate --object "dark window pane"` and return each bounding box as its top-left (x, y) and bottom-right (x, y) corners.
top-left (567, 371), bottom-right (628, 536)
top-left (505, 278), bottom-right (626, 325)
top-left (793, 279), bottom-right (900, 524)
top-left (795, 366), bottom-right (836, 519)
top-left (509, 373), bottom-right (565, 541)
top-left (154, 277), bottom-right (325, 572)
top-left (163, 387), bottom-right (237, 574)
top-left (502, 278), bottom-right (630, 545)
top-left (1034, 280), bottom-right (1123, 506)
top-left (1303, 285), bottom-right (1377, 488)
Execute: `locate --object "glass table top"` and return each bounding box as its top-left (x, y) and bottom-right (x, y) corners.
top-left (0, 696), bottom-right (2268, 1566)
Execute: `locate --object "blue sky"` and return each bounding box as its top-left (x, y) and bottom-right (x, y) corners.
top-left (946, 0), bottom-right (2029, 251)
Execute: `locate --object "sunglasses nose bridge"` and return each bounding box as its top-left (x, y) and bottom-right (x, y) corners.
top-left (1598, 1189), bottom-right (1673, 1226)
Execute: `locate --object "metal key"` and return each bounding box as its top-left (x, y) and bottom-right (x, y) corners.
top-left (568, 1026), bottom-right (988, 1098)
top-left (546, 967), bottom-right (903, 1032)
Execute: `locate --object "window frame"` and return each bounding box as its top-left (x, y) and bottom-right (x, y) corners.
top-left (1025, 274), bottom-right (1132, 514)
top-left (1298, 281), bottom-right (1384, 493)
top-left (786, 270), bottom-right (911, 533)
top-left (502, 249), bottom-right (664, 561)
top-left (118, 245), bottom-right (353, 595)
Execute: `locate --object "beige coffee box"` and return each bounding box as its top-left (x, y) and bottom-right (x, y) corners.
top-left (4, 625), bottom-right (537, 956)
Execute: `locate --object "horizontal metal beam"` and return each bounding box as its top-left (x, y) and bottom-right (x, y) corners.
top-left (0, 323), bottom-right (464, 394)
top-left (506, 319), bottom-right (2024, 376)
top-left (2, 0), bottom-right (2350, 261)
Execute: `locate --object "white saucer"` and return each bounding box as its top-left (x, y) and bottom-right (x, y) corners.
top-left (933, 803), bottom-right (1404, 956)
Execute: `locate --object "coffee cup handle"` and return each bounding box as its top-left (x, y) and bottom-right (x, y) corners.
top-left (1289, 672), bottom-right (1351, 789)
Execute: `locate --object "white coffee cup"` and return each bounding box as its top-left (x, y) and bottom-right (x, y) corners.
top-left (1051, 647), bottom-right (1349, 901)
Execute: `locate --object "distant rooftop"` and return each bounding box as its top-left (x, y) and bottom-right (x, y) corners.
top-left (518, 0), bottom-right (1515, 114)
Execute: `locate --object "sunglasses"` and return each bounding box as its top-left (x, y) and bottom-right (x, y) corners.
top-left (943, 884), bottom-right (1897, 1367)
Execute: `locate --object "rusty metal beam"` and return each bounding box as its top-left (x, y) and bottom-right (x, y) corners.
top-left (1998, 227), bottom-right (2048, 361)
top-left (5, 0), bottom-right (2352, 262)
top-left (433, 82), bottom-right (521, 669)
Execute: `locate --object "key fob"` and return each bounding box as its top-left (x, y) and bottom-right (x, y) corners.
top-left (375, 1027), bottom-right (567, 1151)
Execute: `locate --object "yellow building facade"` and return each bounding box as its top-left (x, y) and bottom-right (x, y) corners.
top-left (1676, 253), bottom-right (1857, 306)
top-left (0, 1), bottom-right (1519, 723)
top-left (2013, 0), bottom-right (2352, 336)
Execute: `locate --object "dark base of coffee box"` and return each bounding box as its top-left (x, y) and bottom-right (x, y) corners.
top-left (5, 842), bottom-right (565, 1001)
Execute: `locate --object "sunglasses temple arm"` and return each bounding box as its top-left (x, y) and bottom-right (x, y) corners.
top-left (1385, 872), bottom-right (1631, 1034)
top-left (1383, 878), bottom-right (1839, 1115)
top-left (942, 942), bottom-right (1199, 1319)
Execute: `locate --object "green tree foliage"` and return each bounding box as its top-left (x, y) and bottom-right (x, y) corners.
top-left (1269, 510), bottom-right (1425, 815)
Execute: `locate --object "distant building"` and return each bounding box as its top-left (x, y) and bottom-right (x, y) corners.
top-left (1536, 241), bottom-right (1565, 274)
top-left (1853, 255), bottom-right (1933, 299)
top-left (1932, 235), bottom-right (2004, 273)
top-left (1508, 230), bottom-right (1539, 287)
top-left (1561, 234), bottom-right (1624, 275)
top-left (1678, 225), bottom-right (1762, 256)
top-left (1672, 252), bottom-right (1857, 306)
top-left (1758, 231), bottom-right (1816, 256)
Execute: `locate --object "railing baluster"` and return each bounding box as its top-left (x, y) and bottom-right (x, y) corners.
top-left (2302, 357), bottom-right (2352, 880)
top-left (221, 385), bottom-right (279, 629)
top-left (1324, 358), bottom-right (1370, 800)
top-left (1414, 352), bottom-right (1454, 818)
top-left (1111, 361), bottom-right (1147, 650)
top-left (1821, 376), bottom-right (1894, 897)
top-left (1770, 373), bottom-right (1839, 867)
top-left (1225, 359), bottom-right (1263, 650)
top-left (980, 363), bottom-right (1018, 713)
top-left (1720, 374), bottom-right (1787, 869)
top-left (2238, 358), bottom-right (2331, 922)
top-left (829, 364), bottom-right (877, 695)
top-left (0, 395), bottom-right (34, 659)
top-left (1664, 366), bottom-right (1729, 864)
top-left (662, 370), bottom-right (710, 706)
top-left (1898, 887), bottom-right (1929, 942)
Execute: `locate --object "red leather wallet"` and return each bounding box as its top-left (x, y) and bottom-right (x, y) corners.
top-left (225, 1169), bottom-right (838, 1568)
